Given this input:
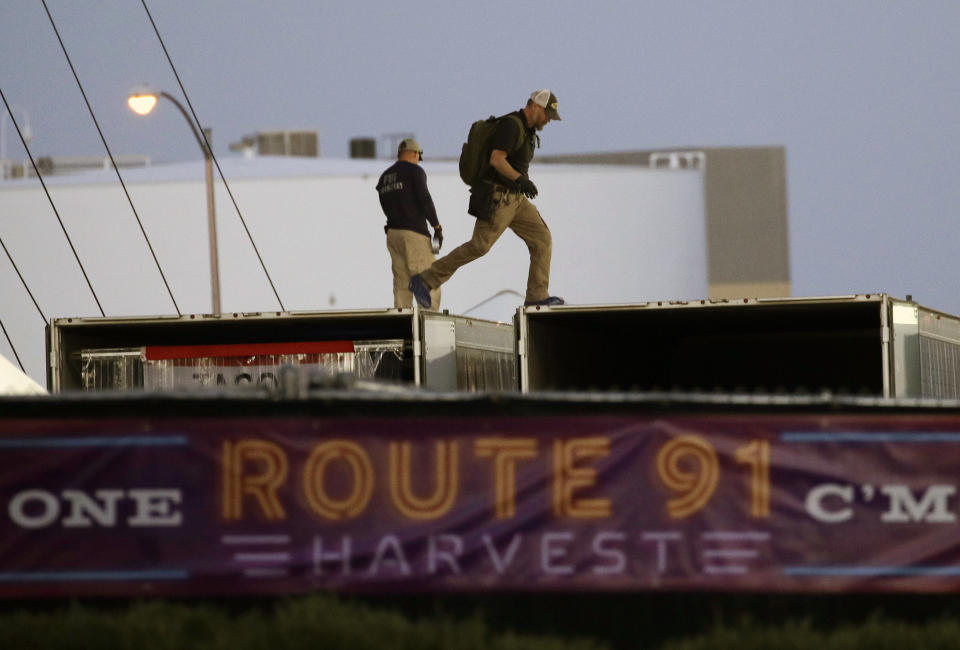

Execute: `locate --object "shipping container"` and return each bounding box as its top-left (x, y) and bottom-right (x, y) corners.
top-left (47, 308), bottom-right (516, 393)
top-left (517, 294), bottom-right (960, 397)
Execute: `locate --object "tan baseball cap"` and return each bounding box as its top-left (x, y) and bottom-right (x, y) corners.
top-left (398, 138), bottom-right (423, 155)
top-left (530, 89), bottom-right (561, 120)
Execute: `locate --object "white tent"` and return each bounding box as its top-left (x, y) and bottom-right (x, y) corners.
top-left (0, 352), bottom-right (46, 395)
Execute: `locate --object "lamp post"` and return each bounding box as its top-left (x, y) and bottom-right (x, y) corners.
top-left (1, 105), bottom-right (33, 179)
top-left (128, 89), bottom-right (221, 314)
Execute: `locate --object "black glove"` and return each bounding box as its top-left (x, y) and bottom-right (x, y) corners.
top-left (432, 225), bottom-right (443, 252)
top-left (515, 175), bottom-right (538, 199)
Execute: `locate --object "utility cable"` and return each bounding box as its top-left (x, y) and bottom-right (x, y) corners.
top-left (41, 0), bottom-right (180, 316)
top-left (0, 97), bottom-right (48, 326)
top-left (0, 230), bottom-right (47, 324)
top-left (0, 91), bottom-right (50, 376)
top-left (1, 84), bottom-right (99, 319)
top-left (0, 318), bottom-right (27, 372)
top-left (141, 0), bottom-right (286, 311)
top-left (462, 289), bottom-right (524, 315)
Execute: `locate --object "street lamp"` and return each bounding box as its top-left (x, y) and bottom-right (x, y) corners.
top-left (1, 105), bottom-right (33, 179)
top-left (128, 88), bottom-right (221, 314)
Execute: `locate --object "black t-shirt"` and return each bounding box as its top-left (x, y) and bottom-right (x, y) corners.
top-left (375, 160), bottom-right (439, 236)
top-left (488, 110), bottom-right (536, 181)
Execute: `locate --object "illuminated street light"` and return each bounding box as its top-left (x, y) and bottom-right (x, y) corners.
top-left (127, 87), bottom-right (221, 315)
top-left (127, 94), bottom-right (158, 116)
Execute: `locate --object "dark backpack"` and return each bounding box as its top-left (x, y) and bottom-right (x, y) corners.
top-left (458, 114), bottom-right (525, 187)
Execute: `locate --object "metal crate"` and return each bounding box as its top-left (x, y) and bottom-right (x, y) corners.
top-left (51, 308), bottom-right (516, 393)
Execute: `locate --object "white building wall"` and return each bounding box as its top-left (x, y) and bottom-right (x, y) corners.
top-left (0, 159), bottom-right (705, 383)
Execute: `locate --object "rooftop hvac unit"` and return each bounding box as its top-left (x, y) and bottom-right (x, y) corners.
top-left (255, 130), bottom-right (319, 157)
top-left (350, 137), bottom-right (376, 159)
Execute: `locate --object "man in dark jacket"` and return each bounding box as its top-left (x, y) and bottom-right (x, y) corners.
top-left (376, 138), bottom-right (442, 308)
top-left (409, 89), bottom-right (564, 309)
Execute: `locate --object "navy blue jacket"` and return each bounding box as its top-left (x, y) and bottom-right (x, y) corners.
top-left (376, 161), bottom-right (439, 237)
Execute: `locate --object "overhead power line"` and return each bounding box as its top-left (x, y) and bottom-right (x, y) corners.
top-left (140, 0), bottom-right (286, 312)
top-left (0, 317), bottom-right (26, 372)
top-left (1, 83), bottom-right (105, 318)
top-left (41, 0), bottom-right (180, 316)
top-left (0, 227), bottom-right (46, 325)
top-left (0, 96), bottom-right (48, 326)
top-left (0, 87), bottom-right (50, 375)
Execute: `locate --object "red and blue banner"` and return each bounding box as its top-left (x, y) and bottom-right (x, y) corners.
top-left (3, 413), bottom-right (960, 596)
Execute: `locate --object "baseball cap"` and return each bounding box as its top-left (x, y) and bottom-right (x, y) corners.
top-left (398, 138), bottom-right (423, 155)
top-left (530, 89), bottom-right (561, 120)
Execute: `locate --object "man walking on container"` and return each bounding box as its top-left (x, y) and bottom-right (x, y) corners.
top-left (409, 89), bottom-right (564, 309)
top-left (377, 138), bottom-right (443, 308)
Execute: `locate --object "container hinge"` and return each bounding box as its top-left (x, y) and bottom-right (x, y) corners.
top-left (881, 326), bottom-right (890, 344)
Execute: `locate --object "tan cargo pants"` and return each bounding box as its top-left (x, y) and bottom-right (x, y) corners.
top-left (387, 228), bottom-right (440, 309)
top-left (421, 189), bottom-right (552, 303)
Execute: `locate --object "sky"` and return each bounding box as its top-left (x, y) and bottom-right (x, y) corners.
top-left (1, 1), bottom-right (960, 377)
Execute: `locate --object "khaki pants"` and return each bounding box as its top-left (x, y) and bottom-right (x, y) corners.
top-left (387, 228), bottom-right (440, 309)
top-left (421, 190), bottom-right (552, 303)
